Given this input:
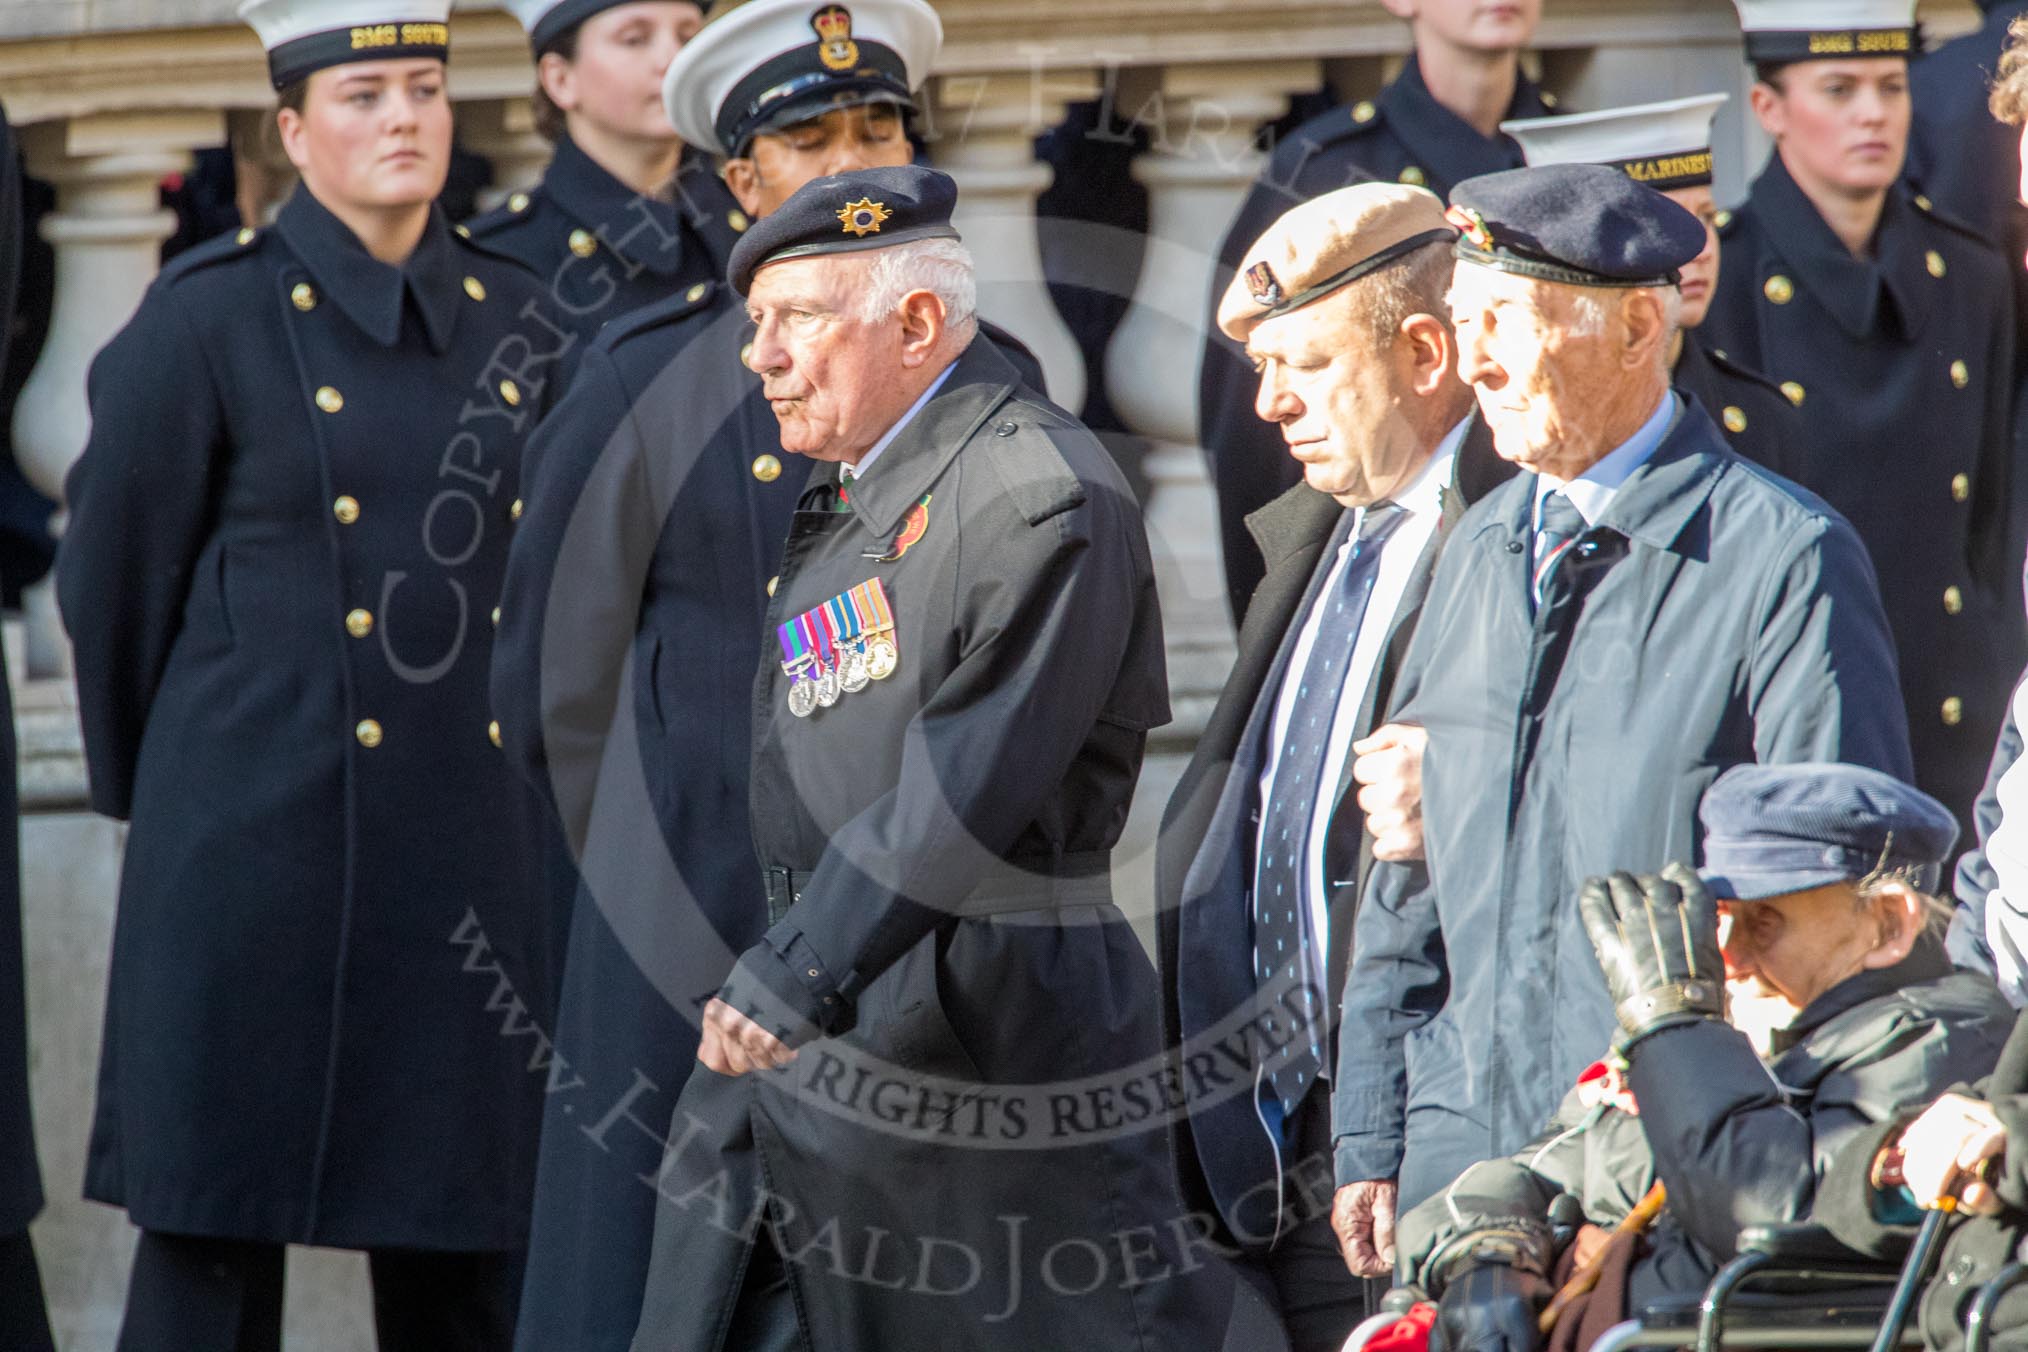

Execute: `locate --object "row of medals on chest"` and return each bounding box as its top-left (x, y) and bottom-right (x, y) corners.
top-left (777, 578), bottom-right (900, 718)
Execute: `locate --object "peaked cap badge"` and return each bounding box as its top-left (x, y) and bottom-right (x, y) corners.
top-left (811, 5), bottom-right (860, 71)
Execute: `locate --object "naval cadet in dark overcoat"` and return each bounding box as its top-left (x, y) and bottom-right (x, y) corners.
top-left (58, 4), bottom-right (559, 1344)
top-left (0, 93), bottom-right (53, 1352)
top-left (1700, 0), bottom-right (2025, 838)
top-left (467, 0), bottom-right (745, 377)
top-left (1504, 93), bottom-right (1803, 479)
top-left (631, 165), bottom-right (1271, 1352)
top-left (491, 3), bottom-right (990, 1347)
top-left (1201, 8), bottom-right (1557, 620)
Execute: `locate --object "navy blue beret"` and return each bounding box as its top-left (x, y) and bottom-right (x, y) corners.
top-left (729, 164), bottom-right (960, 295)
top-left (1447, 163), bottom-right (1707, 288)
top-left (1698, 762), bottom-right (1959, 902)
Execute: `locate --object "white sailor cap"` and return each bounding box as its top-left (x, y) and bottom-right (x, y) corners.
top-left (1731, 0), bottom-right (1918, 65)
top-left (662, 0), bottom-right (941, 158)
top-left (1503, 94), bottom-right (1728, 192)
top-left (238, 0), bottom-right (451, 90)
top-left (504, 0), bottom-right (713, 56)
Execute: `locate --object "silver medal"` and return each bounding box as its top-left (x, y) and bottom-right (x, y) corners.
top-left (840, 643), bottom-right (871, 694)
top-left (788, 678), bottom-right (817, 718)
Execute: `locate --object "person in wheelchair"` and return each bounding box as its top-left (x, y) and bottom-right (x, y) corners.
top-left (1815, 1008), bottom-right (2028, 1348)
top-left (1387, 763), bottom-right (2015, 1352)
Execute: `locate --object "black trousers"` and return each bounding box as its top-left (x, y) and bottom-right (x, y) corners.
top-left (1255, 1084), bottom-right (1387, 1352)
top-left (115, 1230), bottom-right (523, 1352)
top-left (0, 1230), bottom-right (54, 1352)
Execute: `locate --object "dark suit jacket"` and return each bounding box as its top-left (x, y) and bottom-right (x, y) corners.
top-left (1153, 415), bottom-right (1509, 1248)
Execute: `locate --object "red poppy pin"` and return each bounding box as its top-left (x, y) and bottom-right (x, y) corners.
top-left (876, 494), bottom-right (932, 562)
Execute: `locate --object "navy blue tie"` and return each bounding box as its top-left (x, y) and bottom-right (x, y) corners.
top-left (1253, 503), bottom-right (1404, 1121)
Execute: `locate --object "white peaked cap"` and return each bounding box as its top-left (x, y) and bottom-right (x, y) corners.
top-left (663, 0), bottom-right (941, 157)
top-left (1503, 94), bottom-right (1728, 190)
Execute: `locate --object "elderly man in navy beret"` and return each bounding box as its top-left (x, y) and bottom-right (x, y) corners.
top-left (1330, 162), bottom-right (1915, 1279)
top-left (1389, 763), bottom-right (2011, 1352)
top-left (630, 165), bottom-right (1266, 1352)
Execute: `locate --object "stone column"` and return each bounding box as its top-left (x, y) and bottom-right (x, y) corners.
top-left (11, 110), bottom-right (222, 679)
top-left (459, 97), bottom-right (550, 212)
top-left (1103, 60), bottom-right (1319, 740)
top-left (925, 67), bottom-right (1098, 414)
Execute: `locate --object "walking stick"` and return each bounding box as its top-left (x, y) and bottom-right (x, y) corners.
top-left (1538, 1181), bottom-right (1669, 1335)
top-left (1869, 1009), bottom-right (2028, 1352)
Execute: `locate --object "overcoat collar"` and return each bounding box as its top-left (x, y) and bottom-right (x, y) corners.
top-left (276, 185), bottom-right (461, 353)
top-left (1770, 933), bottom-right (1952, 1054)
top-left (1473, 399), bottom-right (1726, 555)
top-left (544, 134), bottom-right (699, 280)
top-left (813, 335), bottom-right (1021, 540)
top-left (1378, 54), bottom-right (1550, 188)
top-left (1751, 153), bottom-right (1931, 342)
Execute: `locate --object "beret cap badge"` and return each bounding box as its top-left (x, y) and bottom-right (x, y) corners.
top-left (1445, 204), bottom-right (1495, 253)
top-left (1244, 261), bottom-right (1284, 308)
top-left (837, 197), bottom-right (892, 237)
top-left (811, 4), bottom-right (860, 71)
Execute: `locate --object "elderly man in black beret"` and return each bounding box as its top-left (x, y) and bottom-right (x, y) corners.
top-left (1391, 763), bottom-right (2010, 1352)
top-left (1330, 162), bottom-right (1915, 1279)
top-left (630, 165), bottom-right (1265, 1352)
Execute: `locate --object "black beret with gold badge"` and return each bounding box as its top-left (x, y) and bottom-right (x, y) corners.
top-left (728, 163), bottom-right (959, 295)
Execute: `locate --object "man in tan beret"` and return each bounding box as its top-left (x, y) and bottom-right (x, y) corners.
top-left (1154, 182), bottom-right (1509, 1352)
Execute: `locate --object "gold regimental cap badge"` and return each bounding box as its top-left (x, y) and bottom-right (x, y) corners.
top-left (811, 5), bottom-right (860, 71)
top-left (838, 197), bottom-right (892, 237)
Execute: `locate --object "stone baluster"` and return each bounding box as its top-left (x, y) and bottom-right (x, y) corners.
top-left (11, 110), bottom-right (223, 679)
top-left (459, 97), bottom-right (550, 212)
top-left (1103, 60), bottom-right (1319, 741)
top-left (925, 67), bottom-right (1097, 414)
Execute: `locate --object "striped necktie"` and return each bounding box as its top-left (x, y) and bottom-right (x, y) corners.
top-left (1532, 490), bottom-right (1586, 611)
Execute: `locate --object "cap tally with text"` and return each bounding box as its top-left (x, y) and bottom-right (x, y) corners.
top-left (238, 0), bottom-right (451, 90)
top-left (1697, 762), bottom-right (1958, 902)
top-left (505, 0), bottom-right (713, 56)
top-left (1447, 163), bottom-right (1707, 289)
top-left (1217, 183), bottom-right (1454, 342)
top-left (663, 0), bottom-right (940, 157)
top-left (728, 163), bottom-right (960, 295)
top-left (1503, 94), bottom-right (1728, 193)
top-left (1730, 0), bottom-right (1917, 65)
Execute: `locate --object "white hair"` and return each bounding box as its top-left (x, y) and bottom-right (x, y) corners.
top-left (856, 237), bottom-right (978, 335)
top-left (1561, 283), bottom-right (1682, 375)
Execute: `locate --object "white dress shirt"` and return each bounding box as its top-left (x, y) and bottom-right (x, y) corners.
top-left (1253, 419), bottom-right (1466, 1012)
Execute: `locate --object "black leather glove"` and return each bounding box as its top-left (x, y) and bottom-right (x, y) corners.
top-left (1430, 1260), bottom-right (1552, 1352)
top-left (1579, 862), bottom-right (1725, 1048)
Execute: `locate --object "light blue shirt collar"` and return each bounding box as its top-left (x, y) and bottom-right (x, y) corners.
top-left (1533, 392), bottom-right (1678, 528)
top-left (843, 361), bottom-right (958, 483)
